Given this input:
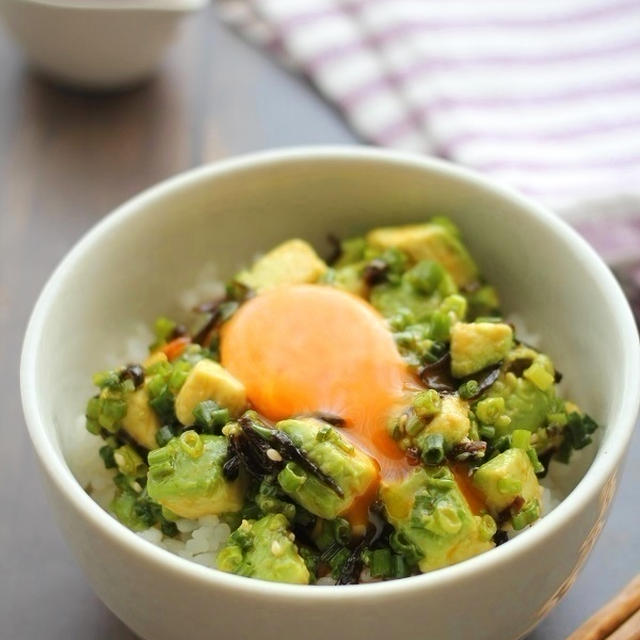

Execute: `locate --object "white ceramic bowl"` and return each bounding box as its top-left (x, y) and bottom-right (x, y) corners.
top-left (21, 147), bottom-right (640, 640)
top-left (0, 0), bottom-right (206, 89)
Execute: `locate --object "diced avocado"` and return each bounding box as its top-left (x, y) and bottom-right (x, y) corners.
top-left (369, 257), bottom-right (457, 320)
top-left (275, 418), bottom-right (378, 520)
top-left (366, 222), bottom-right (479, 288)
top-left (121, 387), bottom-right (160, 450)
top-left (381, 467), bottom-right (496, 573)
top-left (474, 344), bottom-right (560, 439)
top-left (450, 322), bottom-right (513, 378)
top-left (175, 359), bottom-right (247, 426)
top-left (486, 376), bottom-right (556, 437)
top-left (216, 513), bottom-right (310, 584)
top-left (472, 448), bottom-right (542, 518)
top-left (422, 394), bottom-right (470, 448)
top-left (147, 431), bottom-right (245, 519)
top-left (236, 239), bottom-right (327, 291)
top-left (371, 282), bottom-right (434, 323)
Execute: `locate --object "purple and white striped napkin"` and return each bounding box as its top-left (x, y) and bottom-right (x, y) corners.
top-left (220, 0), bottom-right (640, 316)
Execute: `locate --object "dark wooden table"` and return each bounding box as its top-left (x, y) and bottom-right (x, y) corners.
top-left (1, 6), bottom-right (638, 639)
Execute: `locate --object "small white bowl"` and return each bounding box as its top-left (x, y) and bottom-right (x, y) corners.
top-left (0, 0), bottom-right (207, 89)
top-left (21, 147), bottom-right (640, 640)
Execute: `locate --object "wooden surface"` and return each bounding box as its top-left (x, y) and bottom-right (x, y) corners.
top-left (0, 6), bottom-right (638, 639)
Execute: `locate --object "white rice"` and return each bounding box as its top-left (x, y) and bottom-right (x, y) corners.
top-left (66, 293), bottom-right (588, 579)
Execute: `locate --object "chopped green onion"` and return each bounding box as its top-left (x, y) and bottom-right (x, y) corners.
top-left (389, 531), bottom-right (423, 565)
top-left (527, 447), bottom-right (545, 475)
top-left (92, 370), bottom-right (121, 390)
top-left (278, 462), bottom-right (306, 493)
top-left (168, 361), bottom-right (191, 394)
top-left (420, 433), bottom-right (445, 466)
top-left (99, 444), bottom-right (117, 469)
top-left (329, 547), bottom-right (351, 579)
top-left (405, 413), bottom-right (425, 437)
top-left (332, 518), bottom-right (351, 546)
top-left (192, 400), bottom-right (229, 433)
top-left (151, 316), bottom-right (177, 349)
top-left (390, 554), bottom-right (408, 579)
top-left (475, 397), bottom-right (505, 424)
top-left (98, 396), bottom-right (128, 432)
top-left (478, 424), bottom-right (495, 439)
top-left (458, 379), bottom-right (480, 400)
top-left (555, 412), bottom-right (599, 463)
top-left (429, 311), bottom-right (451, 342)
top-left (546, 412), bottom-right (568, 428)
top-left (113, 444), bottom-right (146, 478)
top-left (479, 514), bottom-right (497, 541)
top-left (494, 435), bottom-right (512, 452)
top-left (511, 429), bottom-right (531, 450)
top-left (404, 260), bottom-right (444, 295)
top-left (312, 520), bottom-right (335, 551)
top-left (369, 548), bottom-right (392, 578)
top-left (511, 500), bottom-right (540, 530)
top-left (148, 387), bottom-right (175, 424)
top-left (179, 430), bottom-right (204, 459)
top-left (439, 294), bottom-right (467, 322)
top-left (160, 519), bottom-right (179, 537)
top-left (413, 389), bottom-right (442, 419)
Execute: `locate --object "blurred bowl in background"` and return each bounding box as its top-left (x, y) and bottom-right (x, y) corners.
top-left (0, 0), bottom-right (208, 90)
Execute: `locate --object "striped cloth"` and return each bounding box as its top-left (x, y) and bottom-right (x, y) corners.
top-left (219, 0), bottom-right (640, 316)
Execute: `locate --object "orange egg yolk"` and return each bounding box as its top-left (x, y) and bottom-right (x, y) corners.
top-left (220, 284), bottom-right (418, 479)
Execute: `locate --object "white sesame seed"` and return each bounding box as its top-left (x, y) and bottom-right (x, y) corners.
top-left (266, 448), bottom-right (282, 462)
top-left (271, 540), bottom-right (283, 556)
top-left (114, 453), bottom-right (125, 467)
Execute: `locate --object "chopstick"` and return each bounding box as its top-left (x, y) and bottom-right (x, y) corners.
top-left (606, 609), bottom-right (640, 640)
top-left (567, 575), bottom-right (640, 640)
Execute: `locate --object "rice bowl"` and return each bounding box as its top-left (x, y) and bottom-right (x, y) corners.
top-left (21, 147), bottom-right (639, 639)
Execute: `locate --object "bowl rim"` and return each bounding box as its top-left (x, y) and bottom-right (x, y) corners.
top-left (20, 145), bottom-right (640, 601)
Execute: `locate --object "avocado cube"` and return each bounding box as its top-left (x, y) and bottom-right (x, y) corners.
top-left (216, 513), bottom-right (310, 584)
top-left (484, 378), bottom-right (556, 437)
top-left (276, 418), bottom-right (378, 520)
top-left (450, 322), bottom-right (513, 377)
top-left (423, 394), bottom-right (470, 448)
top-left (147, 431), bottom-right (245, 519)
top-left (121, 386), bottom-right (160, 450)
top-left (236, 239), bottom-right (327, 292)
top-left (472, 448), bottom-right (542, 516)
top-left (366, 222), bottom-right (478, 288)
top-left (370, 280), bottom-right (444, 323)
top-left (381, 467), bottom-right (496, 573)
top-left (175, 359), bottom-right (247, 426)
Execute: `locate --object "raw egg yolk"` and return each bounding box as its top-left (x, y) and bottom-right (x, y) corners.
top-left (220, 284), bottom-right (417, 477)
